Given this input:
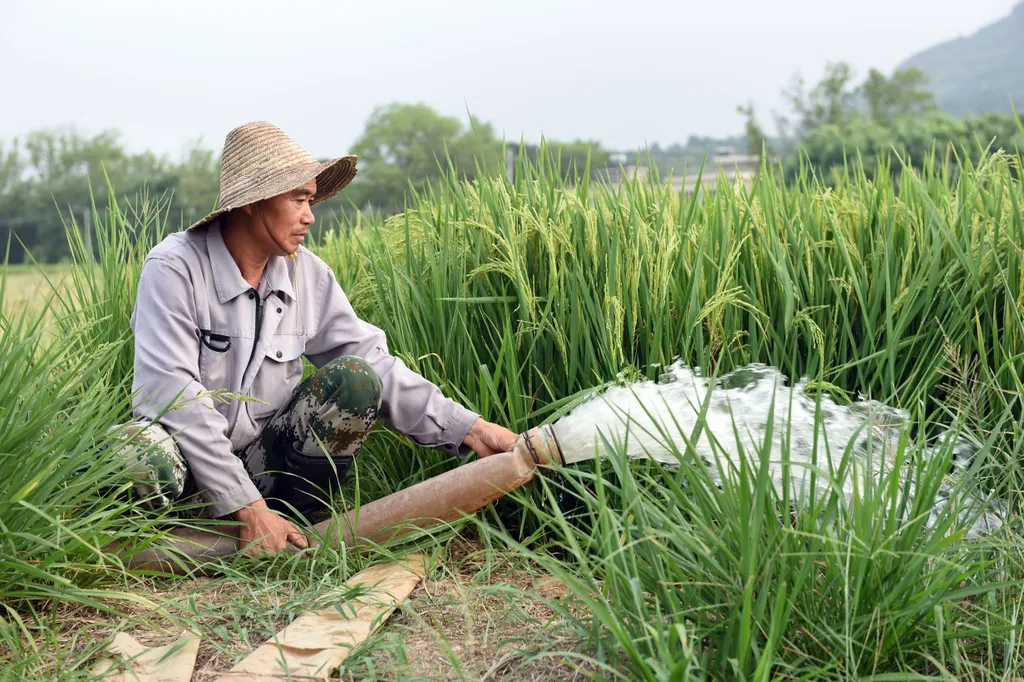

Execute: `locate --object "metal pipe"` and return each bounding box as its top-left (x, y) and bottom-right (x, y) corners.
top-left (112, 427), bottom-right (564, 574)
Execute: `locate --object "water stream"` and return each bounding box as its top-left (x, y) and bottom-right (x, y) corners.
top-left (550, 362), bottom-right (1003, 535)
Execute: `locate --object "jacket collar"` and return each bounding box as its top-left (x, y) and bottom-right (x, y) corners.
top-left (207, 219), bottom-right (297, 304)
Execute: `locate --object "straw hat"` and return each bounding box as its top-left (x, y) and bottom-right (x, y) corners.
top-left (187, 121), bottom-right (357, 231)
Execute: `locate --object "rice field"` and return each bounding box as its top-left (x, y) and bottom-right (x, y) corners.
top-left (0, 265), bottom-right (72, 323)
top-left (3, 147), bottom-right (1024, 680)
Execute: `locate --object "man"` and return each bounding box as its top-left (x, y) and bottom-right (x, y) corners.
top-left (126, 121), bottom-right (517, 553)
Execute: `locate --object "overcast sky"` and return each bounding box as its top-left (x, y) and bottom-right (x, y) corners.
top-left (1, 0), bottom-right (1018, 159)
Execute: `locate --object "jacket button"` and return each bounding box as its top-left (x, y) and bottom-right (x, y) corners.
top-left (276, 351), bottom-right (283, 358)
top-left (277, 307), bottom-right (282, 314)
top-left (248, 292), bottom-right (255, 300)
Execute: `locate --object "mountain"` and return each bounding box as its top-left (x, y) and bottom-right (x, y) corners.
top-left (899, 2), bottom-right (1024, 117)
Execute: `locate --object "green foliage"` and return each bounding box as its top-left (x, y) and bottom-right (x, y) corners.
top-left (310, 149), bottom-right (1024, 674)
top-left (338, 103), bottom-right (613, 215)
top-left (776, 63), bottom-right (943, 150)
top-left (860, 67), bottom-right (937, 126)
top-left (797, 110), bottom-right (1024, 179)
top-left (4, 135), bottom-right (1024, 680)
top-left (0, 128), bottom-right (218, 264)
top-left (778, 61), bottom-right (858, 139)
top-left (736, 102), bottom-right (769, 157)
top-left (0, 278), bottom-right (167, 617)
top-left (1, 106), bottom-right (616, 262)
top-left (53, 184), bottom-right (170, 404)
top-left (772, 62), bottom-right (979, 171)
top-left (340, 102), bottom-right (504, 215)
top-left (325, 148), bottom-right (1024, 448)
top-left (514, 138), bottom-right (612, 182)
top-left (318, 147), bottom-right (1024, 678)
top-left (482, 418), bottom-right (1018, 680)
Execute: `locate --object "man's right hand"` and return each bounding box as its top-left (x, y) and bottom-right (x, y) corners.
top-left (232, 498), bottom-right (309, 555)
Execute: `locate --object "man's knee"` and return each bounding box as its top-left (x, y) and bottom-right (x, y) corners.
top-left (296, 356), bottom-right (382, 458)
top-left (312, 355), bottom-right (383, 418)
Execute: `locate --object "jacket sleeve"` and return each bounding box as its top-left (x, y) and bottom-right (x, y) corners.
top-left (130, 258), bottom-right (262, 517)
top-left (302, 263), bottom-right (479, 457)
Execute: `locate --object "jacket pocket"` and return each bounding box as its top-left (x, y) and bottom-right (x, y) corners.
top-left (249, 336), bottom-right (306, 420)
top-left (198, 330), bottom-right (233, 391)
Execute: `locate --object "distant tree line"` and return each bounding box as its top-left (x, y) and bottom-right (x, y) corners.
top-left (334, 102), bottom-right (612, 215)
top-left (0, 105), bottom-right (614, 263)
top-left (739, 62), bottom-right (1024, 178)
top-left (3, 68), bottom-right (1022, 264)
top-left (0, 130), bottom-right (220, 263)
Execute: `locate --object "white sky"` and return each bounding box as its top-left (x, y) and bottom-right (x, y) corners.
top-left (0, 0), bottom-right (1017, 158)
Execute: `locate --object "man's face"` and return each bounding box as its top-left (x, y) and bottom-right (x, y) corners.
top-left (251, 178), bottom-right (317, 256)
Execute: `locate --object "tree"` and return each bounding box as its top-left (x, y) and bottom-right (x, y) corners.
top-left (736, 102), bottom-right (769, 159)
top-left (343, 103), bottom-right (502, 214)
top-left (0, 128), bottom-right (220, 263)
top-left (778, 62), bottom-right (858, 139)
top-left (860, 67), bottom-right (937, 125)
top-left (173, 141), bottom-right (221, 227)
top-left (794, 110), bottom-right (1023, 181)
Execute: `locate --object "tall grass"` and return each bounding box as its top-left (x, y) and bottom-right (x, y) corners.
top-left (0, 188), bottom-right (461, 678)
top-left (56, 186), bottom-right (169, 403)
top-left (0, 280), bottom-right (168, 622)
top-left (470, 397), bottom-right (1021, 679)
top-left (0, 190), bottom-right (201, 675)
top-left (317, 146), bottom-right (1024, 678)
top-left (2, 146), bottom-right (1023, 679)
top-left (323, 147), bottom-right (1024, 496)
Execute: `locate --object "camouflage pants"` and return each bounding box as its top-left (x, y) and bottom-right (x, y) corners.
top-left (112, 355), bottom-right (382, 516)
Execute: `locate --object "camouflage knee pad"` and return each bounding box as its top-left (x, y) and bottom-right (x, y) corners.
top-left (107, 356), bottom-right (381, 515)
top-left (242, 355), bottom-right (383, 512)
top-left (105, 420), bottom-right (188, 511)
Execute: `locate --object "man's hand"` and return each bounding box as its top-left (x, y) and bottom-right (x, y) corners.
top-left (233, 498), bottom-right (309, 555)
top-left (462, 418), bottom-right (518, 457)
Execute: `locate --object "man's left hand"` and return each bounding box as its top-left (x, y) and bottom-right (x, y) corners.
top-left (463, 418), bottom-right (518, 457)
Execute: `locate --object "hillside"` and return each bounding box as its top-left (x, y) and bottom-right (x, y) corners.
top-left (899, 2), bottom-right (1024, 117)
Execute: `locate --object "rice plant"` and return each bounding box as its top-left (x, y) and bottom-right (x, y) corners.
top-left (2, 141), bottom-right (1024, 679)
top-left (475, 405), bottom-right (1022, 680)
top-left (316, 143), bottom-right (1024, 678)
top-left (0, 285), bottom-right (166, 616)
top-left (323, 146), bottom-right (1024, 498)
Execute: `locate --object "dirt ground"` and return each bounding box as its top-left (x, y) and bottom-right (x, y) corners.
top-left (338, 539), bottom-right (590, 681)
top-left (46, 540), bottom-right (592, 681)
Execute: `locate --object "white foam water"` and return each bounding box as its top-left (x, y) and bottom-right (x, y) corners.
top-left (551, 362), bottom-right (1003, 535)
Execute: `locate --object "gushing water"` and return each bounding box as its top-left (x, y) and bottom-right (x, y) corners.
top-left (551, 362), bottom-right (1003, 535)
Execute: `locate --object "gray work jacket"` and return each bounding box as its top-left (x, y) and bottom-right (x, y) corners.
top-left (129, 219), bottom-right (479, 517)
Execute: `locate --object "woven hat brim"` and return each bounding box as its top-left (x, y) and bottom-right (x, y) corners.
top-left (186, 155), bottom-right (358, 231)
